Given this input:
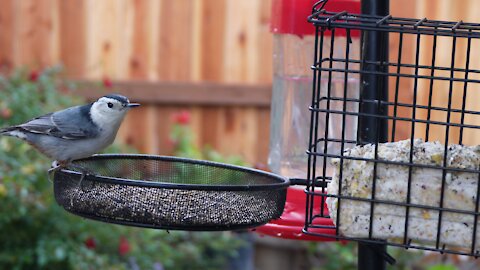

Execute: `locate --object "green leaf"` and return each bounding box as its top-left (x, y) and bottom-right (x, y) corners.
top-left (427, 265), bottom-right (458, 270)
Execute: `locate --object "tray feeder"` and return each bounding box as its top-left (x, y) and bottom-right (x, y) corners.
top-left (53, 155), bottom-right (289, 231)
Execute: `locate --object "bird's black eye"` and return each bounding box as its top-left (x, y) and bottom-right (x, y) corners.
top-left (107, 102), bottom-right (113, 108)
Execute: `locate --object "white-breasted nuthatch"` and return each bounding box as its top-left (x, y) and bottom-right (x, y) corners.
top-left (0, 94), bottom-right (140, 170)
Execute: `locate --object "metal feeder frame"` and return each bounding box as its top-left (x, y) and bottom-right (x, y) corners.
top-left (306, 0), bottom-right (480, 268)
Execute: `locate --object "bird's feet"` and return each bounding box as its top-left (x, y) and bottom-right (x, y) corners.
top-left (48, 160), bottom-right (94, 191)
top-left (67, 163), bottom-right (95, 191)
top-left (47, 160), bottom-right (64, 182)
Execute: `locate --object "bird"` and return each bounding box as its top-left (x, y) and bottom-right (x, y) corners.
top-left (0, 94), bottom-right (140, 179)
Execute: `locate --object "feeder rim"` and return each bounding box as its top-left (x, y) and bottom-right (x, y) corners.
top-left (58, 154), bottom-right (290, 191)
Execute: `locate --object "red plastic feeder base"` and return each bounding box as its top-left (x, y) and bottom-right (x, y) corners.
top-left (255, 187), bottom-right (336, 241)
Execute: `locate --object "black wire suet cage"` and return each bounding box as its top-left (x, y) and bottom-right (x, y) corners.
top-left (305, 0), bottom-right (480, 259)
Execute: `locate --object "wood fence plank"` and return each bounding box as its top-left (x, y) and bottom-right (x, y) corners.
top-left (256, 107), bottom-right (270, 165)
top-left (129, 0), bottom-right (154, 80)
top-left (223, 0), bottom-right (259, 83)
top-left (118, 104), bottom-right (152, 153)
top-left (14, 0), bottom-right (59, 67)
top-left (0, 0), bottom-right (14, 70)
top-left (200, 106), bottom-right (220, 150)
top-left (157, 0), bottom-right (194, 81)
top-left (199, 0), bottom-right (226, 82)
top-left (154, 106), bottom-right (178, 155)
top-left (257, 0), bottom-right (273, 83)
top-left (59, 0), bottom-right (86, 77)
top-left (85, 0), bottom-right (130, 79)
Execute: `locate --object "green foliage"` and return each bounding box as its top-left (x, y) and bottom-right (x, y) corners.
top-left (308, 242), bottom-right (357, 270)
top-left (0, 67), bottom-right (242, 270)
top-left (426, 265), bottom-right (458, 270)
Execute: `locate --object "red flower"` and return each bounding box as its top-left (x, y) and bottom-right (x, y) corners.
top-left (173, 111), bottom-right (190, 125)
top-left (118, 237), bottom-right (130, 256)
top-left (103, 77), bottom-right (113, 88)
top-left (84, 237), bottom-right (96, 250)
top-left (29, 70), bottom-right (39, 82)
top-left (0, 108), bottom-right (11, 119)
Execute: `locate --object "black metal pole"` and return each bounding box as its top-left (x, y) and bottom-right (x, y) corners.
top-left (358, 0), bottom-right (389, 144)
top-left (358, 0), bottom-right (389, 269)
top-left (358, 242), bottom-right (388, 270)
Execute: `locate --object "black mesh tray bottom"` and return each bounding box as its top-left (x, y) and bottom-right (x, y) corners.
top-left (53, 155), bottom-right (288, 230)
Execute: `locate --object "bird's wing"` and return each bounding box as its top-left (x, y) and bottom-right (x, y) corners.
top-left (19, 105), bottom-right (99, 140)
top-left (17, 113), bottom-right (57, 134)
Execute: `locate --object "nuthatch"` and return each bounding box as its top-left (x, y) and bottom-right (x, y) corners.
top-left (0, 94), bottom-right (139, 179)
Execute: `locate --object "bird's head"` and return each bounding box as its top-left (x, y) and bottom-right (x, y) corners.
top-left (90, 94), bottom-right (140, 127)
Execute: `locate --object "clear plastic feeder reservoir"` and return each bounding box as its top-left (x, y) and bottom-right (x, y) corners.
top-left (269, 0), bottom-right (361, 178)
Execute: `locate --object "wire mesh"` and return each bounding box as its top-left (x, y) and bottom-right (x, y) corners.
top-left (305, 6), bottom-right (480, 257)
top-left (53, 155), bottom-right (289, 230)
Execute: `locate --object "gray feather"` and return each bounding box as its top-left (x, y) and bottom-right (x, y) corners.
top-left (0, 126), bottom-right (16, 134)
top-left (3, 104), bottom-right (100, 140)
top-left (50, 104), bottom-right (100, 139)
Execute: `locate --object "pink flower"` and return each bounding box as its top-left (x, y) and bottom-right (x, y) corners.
top-left (118, 237), bottom-right (130, 256)
top-left (173, 111), bottom-right (190, 125)
top-left (84, 237), bottom-right (96, 250)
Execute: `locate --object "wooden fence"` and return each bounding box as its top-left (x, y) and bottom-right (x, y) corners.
top-left (0, 0), bottom-right (274, 165)
top-left (2, 0), bottom-right (480, 165)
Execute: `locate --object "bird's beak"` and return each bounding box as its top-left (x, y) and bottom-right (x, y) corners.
top-left (127, 103), bottom-right (140, 108)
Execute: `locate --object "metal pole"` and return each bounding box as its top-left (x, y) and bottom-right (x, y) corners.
top-left (358, 242), bottom-right (388, 270)
top-left (358, 0), bottom-right (389, 144)
top-left (358, 0), bottom-right (389, 269)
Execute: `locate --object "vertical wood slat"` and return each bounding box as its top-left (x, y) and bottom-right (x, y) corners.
top-left (0, 0), bottom-right (14, 70)
top-left (198, 0), bottom-right (226, 82)
top-left (258, 0), bottom-right (273, 83)
top-left (84, 0), bottom-right (132, 79)
top-left (256, 107), bottom-right (270, 166)
top-left (157, 0), bottom-right (195, 81)
top-left (14, 0), bottom-right (59, 68)
top-left (223, 0), bottom-right (261, 83)
top-left (118, 104), bottom-right (157, 154)
top-left (129, 0), bottom-right (149, 79)
top-left (59, 0), bottom-right (86, 77)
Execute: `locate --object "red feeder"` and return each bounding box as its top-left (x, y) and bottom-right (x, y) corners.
top-left (256, 187), bottom-right (336, 241)
top-left (261, 0), bottom-right (360, 241)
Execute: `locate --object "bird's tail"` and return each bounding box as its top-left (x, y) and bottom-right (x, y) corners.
top-left (0, 127), bottom-right (17, 136)
top-left (0, 127), bottom-right (28, 140)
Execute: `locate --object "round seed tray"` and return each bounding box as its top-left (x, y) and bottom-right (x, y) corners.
top-left (53, 154), bottom-right (289, 231)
